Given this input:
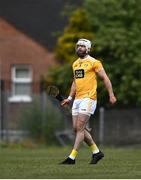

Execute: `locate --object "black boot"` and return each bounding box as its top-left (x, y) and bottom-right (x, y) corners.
top-left (60, 157), bottom-right (75, 165)
top-left (90, 151), bottom-right (104, 164)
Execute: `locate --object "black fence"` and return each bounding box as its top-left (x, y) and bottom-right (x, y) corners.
top-left (0, 90), bottom-right (141, 146)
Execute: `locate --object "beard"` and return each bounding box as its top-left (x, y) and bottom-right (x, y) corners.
top-left (76, 49), bottom-right (88, 58)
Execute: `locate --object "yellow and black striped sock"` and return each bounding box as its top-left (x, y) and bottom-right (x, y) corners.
top-left (69, 149), bottom-right (78, 160)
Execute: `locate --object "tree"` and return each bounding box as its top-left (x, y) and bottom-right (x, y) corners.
top-left (45, 0), bottom-right (141, 107)
top-left (55, 8), bottom-right (95, 63)
top-left (44, 9), bottom-right (95, 95)
top-left (84, 0), bottom-right (141, 107)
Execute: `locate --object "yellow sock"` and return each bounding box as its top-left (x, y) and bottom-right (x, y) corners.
top-left (90, 144), bottom-right (99, 154)
top-left (69, 149), bottom-right (78, 160)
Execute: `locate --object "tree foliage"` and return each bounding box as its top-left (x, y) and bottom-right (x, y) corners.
top-left (55, 8), bottom-right (95, 64)
top-left (44, 9), bottom-right (95, 94)
top-left (84, 0), bottom-right (141, 107)
top-left (45, 0), bottom-right (141, 107)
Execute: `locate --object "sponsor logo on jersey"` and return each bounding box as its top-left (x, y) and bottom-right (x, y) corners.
top-left (74, 69), bottom-right (84, 78)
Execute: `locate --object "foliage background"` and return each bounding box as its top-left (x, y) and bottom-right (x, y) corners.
top-left (20, 97), bottom-right (66, 144)
top-left (44, 0), bottom-right (141, 107)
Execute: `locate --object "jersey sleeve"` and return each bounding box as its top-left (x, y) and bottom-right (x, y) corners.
top-left (93, 60), bottom-right (104, 72)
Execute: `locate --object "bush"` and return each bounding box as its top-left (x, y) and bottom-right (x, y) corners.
top-left (20, 96), bottom-right (65, 145)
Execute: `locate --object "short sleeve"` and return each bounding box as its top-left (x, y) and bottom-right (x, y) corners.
top-left (93, 60), bottom-right (103, 72)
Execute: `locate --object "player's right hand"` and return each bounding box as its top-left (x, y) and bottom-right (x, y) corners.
top-left (61, 99), bottom-right (70, 106)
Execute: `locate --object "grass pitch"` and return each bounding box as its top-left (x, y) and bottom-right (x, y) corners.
top-left (0, 145), bottom-right (141, 179)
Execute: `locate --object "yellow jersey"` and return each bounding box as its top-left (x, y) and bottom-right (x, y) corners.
top-left (72, 55), bottom-right (103, 100)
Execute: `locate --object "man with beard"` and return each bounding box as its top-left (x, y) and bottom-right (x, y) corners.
top-left (60, 38), bottom-right (117, 165)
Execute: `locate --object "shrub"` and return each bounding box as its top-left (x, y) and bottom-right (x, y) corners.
top-left (20, 96), bottom-right (65, 145)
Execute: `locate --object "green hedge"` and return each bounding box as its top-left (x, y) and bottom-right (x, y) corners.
top-left (20, 97), bottom-right (65, 145)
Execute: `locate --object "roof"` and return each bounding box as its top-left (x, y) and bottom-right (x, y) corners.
top-left (0, 0), bottom-right (83, 49)
top-left (0, 18), bottom-right (56, 80)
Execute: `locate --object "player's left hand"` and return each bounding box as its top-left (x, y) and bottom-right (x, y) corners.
top-left (109, 95), bottom-right (117, 105)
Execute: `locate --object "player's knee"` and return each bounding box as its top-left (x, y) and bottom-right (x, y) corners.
top-left (76, 124), bottom-right (85, 132)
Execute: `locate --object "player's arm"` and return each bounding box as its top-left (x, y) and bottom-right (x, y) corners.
top-left (61, 80), bottom-right (76, 106)
top-left (97, 69), bottom-right (117, 104)
top-left (68, 80), bottom-right (76, 98)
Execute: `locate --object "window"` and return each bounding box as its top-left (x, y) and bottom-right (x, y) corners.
top-left (9, 65), bottom-right (32, 102)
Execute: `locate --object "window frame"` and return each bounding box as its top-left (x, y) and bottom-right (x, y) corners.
top-left (9, 65), bottom-right (33, 103)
